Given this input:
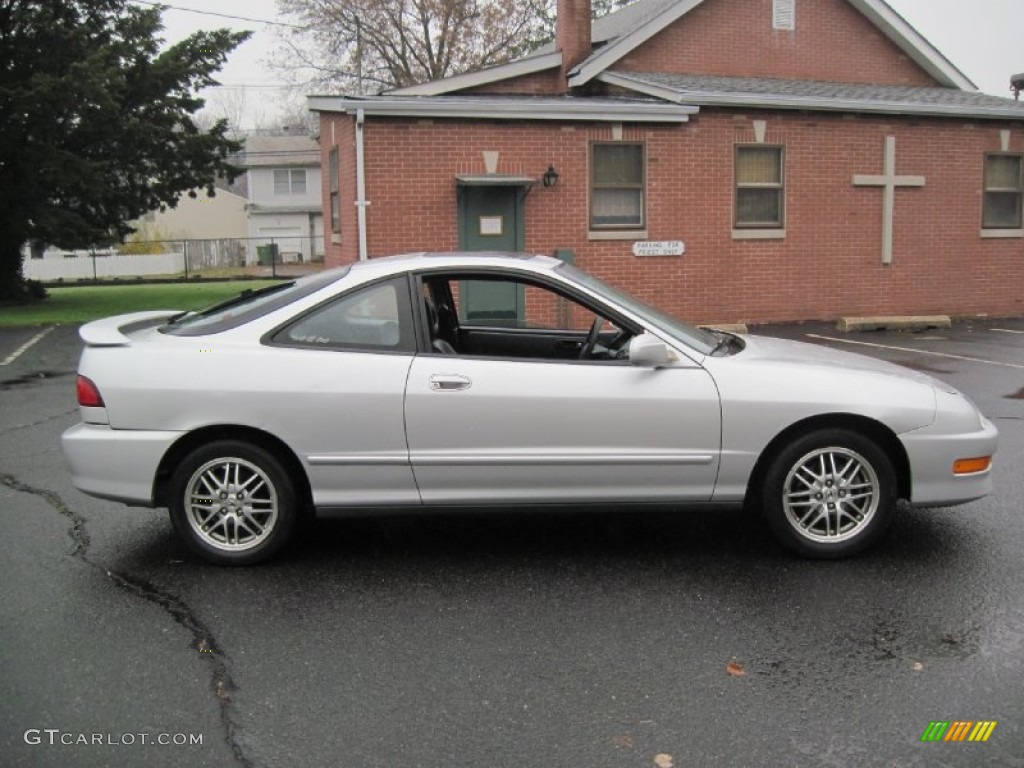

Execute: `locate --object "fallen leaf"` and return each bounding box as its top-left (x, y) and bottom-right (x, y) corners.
top-left (613, 734), bottom-right (633, 749)
top-left (911, 661), bottom-right (924, 671)
top-left (653, 753), bottom-right (674, 768)
top-left (726, 660), bottom-right (746, 677)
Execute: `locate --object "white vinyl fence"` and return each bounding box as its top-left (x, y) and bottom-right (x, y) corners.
top-left (24, 251), bottom-right (183, 281)
top-left (22, 237), bottom-right (323, 281)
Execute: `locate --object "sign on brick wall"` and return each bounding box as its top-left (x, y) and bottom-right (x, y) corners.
top-left (632, 241), bottom-right (685, 257)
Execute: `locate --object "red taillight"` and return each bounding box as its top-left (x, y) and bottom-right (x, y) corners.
top-left (76, 375), bottom-right (105, 407)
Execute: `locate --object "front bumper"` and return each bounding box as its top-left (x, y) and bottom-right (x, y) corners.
top-left (900, 412), bottom-right (998, 507)
top-left (61, 423), bottom-right (184, 506)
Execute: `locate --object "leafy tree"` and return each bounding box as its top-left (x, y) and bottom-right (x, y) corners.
top-left (274, 0), bottom-right (556, 94)
top-left (0, 0), bottom-right (250, 300)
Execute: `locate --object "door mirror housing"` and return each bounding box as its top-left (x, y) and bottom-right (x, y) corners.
top-left (629, 333), bottom-right (671, 368)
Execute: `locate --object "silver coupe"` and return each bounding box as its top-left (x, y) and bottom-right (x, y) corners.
top-left (62, 253), bottom-right (997, 564)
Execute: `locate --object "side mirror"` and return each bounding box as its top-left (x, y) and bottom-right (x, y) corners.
top-left (628, 333), bottom-right (670, 368)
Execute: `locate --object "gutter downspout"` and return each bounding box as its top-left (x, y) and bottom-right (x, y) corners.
top-left (355, 109), bottom-right (369, 261)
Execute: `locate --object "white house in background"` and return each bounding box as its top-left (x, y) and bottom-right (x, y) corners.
top-left (23, 188), bottom-right (250, 281)
top-left (241, 133), bottom-right (325, 263)
top-left (133, 188), bottom-right (248, 241)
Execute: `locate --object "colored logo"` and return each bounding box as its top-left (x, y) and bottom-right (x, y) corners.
top-left (921, 721), bottom-right (997, 742)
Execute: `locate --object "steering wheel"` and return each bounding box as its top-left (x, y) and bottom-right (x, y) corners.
top-left (606, 328), bottom-right (632, 351)
top-left (579, 316), bottom-right (604, 359)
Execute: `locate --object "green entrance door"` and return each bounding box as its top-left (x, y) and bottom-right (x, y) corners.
top-left (458, 185), bottom-right (527, 325)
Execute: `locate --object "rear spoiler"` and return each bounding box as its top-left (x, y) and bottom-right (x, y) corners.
top-left (79, 311), bottom-right (180, 347)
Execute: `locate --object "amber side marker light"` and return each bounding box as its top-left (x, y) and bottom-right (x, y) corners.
top-left (953, 457), bottom-right (992, 475)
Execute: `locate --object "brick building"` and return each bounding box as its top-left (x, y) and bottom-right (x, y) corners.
top-left (310, 0), bottom-right (1024, 324)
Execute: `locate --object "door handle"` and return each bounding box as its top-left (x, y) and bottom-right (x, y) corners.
top-left (429, 374), bottom-right (472, 392)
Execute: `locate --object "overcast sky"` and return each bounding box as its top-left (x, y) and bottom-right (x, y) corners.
top-left (143, 0), bottom-right (1024, 127)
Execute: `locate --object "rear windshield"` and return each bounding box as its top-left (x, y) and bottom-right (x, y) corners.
top-left (160, 267), bottom-right (350, 336)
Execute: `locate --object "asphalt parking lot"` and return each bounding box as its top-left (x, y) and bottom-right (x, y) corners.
top-left (1, 318), bottom-right (1022, 767)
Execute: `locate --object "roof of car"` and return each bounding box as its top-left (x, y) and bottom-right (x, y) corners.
top-left (350, 251), bottom-right (563, 273)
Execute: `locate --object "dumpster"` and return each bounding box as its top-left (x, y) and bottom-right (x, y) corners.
top-left (256, 243), bottom-right (279, 266)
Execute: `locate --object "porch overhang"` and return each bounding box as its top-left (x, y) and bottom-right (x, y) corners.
top-left (456, 174), bottom-right (536, 187)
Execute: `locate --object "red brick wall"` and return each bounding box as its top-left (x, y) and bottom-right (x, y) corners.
top-left (461, 68), bottom-right (564, 95)
top-left (616, 0), bottom-right (939, 87)
top-left (320, 114), bottom-right (360, 264)
top-left (320, 112), bottom-right (1024, 324)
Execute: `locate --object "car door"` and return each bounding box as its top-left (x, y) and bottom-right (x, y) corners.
top-left (404, 272), bottom-right (722, 504)
top-left (264, 276), bottom-right (420, 508)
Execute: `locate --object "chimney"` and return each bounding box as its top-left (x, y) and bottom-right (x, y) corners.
top-left (1012, 73), bottom-right (1024, 101)
top-left (556, 0), bottom-right (592, 91)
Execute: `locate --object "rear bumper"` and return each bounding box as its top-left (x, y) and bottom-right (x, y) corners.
top-left (901, 415), bottom-right (998, 507)
top-left (61, 423), bottom-right (184, 506)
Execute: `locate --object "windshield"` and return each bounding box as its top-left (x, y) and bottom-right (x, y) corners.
top-left (161, 267), bottom-right (351, 336)
top-left (556, 262), bottom-right (719, 355)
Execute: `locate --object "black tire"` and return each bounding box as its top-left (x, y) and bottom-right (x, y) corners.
top-left (760, 428), bottom-right (896, 558)
top-left (168, 440), bottom-right (297, 565)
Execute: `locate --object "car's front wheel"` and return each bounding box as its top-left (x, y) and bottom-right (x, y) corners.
top-left (761, 429), bottom-right (897, 558)
top-left (168, 441), bottom-right (297, 565)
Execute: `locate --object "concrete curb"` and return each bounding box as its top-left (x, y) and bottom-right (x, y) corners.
top-left (836, 315), bottom-right (951, 332)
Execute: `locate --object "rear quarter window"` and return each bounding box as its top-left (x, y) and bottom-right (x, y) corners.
top-left (271, 277), bottom-right (416, 353)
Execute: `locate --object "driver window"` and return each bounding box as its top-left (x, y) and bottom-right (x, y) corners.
top-left (428, 275), bottom-right (632, 361)
top-left (454, 278), bottom-right (607, 333)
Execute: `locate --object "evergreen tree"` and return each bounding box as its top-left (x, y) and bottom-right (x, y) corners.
top-left (0, 0), bottom-right (250, 299)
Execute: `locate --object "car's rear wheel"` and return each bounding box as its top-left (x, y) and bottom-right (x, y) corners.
top-left (761, 428), bottom-right (896, 558)
top-left (168, 441), bottom-right (296, 565)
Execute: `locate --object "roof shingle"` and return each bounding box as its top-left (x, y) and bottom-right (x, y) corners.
top-left (602, 72), bottom-right (1024, 119)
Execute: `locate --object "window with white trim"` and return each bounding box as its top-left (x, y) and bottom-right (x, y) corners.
top-left (982, 153), bottom-right (1023, 229)
top-left (273, 169), bottom-right (307, 195)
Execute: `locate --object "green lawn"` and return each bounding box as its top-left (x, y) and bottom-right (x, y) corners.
top-left (0, 280), bottom-right (284, 327)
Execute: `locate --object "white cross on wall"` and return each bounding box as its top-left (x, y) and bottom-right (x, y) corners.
top-left (852, 136), bottom-right (926, 265)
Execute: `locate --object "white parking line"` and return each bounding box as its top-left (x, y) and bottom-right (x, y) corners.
top-left (0, 327), bottom-right (56, 366)
top-left (804, 334), bottom-right (1024, 370)
top-left (991, 328), bottom-right (1024, 335)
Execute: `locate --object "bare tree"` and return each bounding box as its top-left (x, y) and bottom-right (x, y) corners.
top-left (591, 0), bottom-right (632, 18)
top-left (274, 96), bottom-right (320, 134)
top-left (205, 88), bottom-right (271, 130)
top-left (273, 0), bottom-right (555, 94)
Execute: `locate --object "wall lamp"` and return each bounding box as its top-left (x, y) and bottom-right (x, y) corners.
top-left (542, 164), bottom-right (560, 188)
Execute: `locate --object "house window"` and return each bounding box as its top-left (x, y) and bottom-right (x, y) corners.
top-left (735, 146), bottom-right (785, 228)
top-left (590, 143), bottom-right (645, 230)
top-left (329, 147), bottom-right (341, 234)
top-left (982, 153), bottom-right (1023, 229)
top-left (274, 169), bottom-right (307, 195)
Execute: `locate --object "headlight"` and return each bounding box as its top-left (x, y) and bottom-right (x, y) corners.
top-left (933, 388), bottom-right (985, 433)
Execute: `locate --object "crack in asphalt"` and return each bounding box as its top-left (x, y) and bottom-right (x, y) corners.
top-left (0, 473), bottom-right (255, 768)
top-left (0, 407), bottom-right (78, 436)
top-left (0, 369), bottom-right (73, 390)
top-left (1, 473), bottom-right (91, 558)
